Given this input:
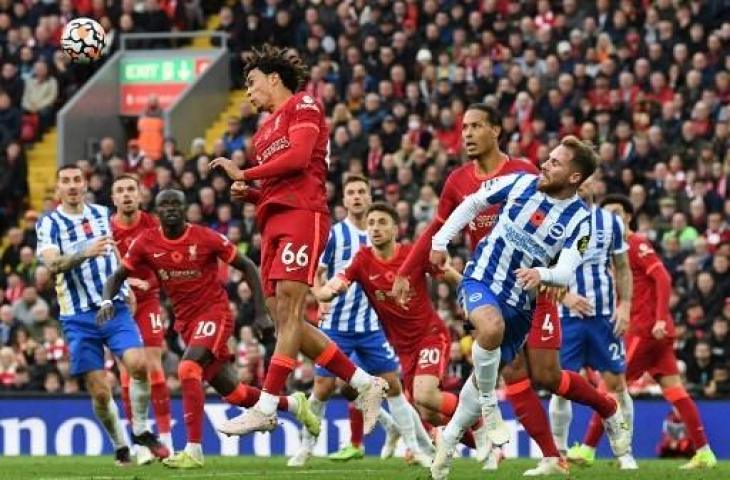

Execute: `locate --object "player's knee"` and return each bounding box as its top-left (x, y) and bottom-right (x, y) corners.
top-left (90, 386), bottom-right (111, 407)
top-left (178, 359), bottom-right (203, 381)
top-left (384, 377), bottom-right (403, 397)
top-left (471, 310), bottom-right (504, 349)
top-left (532, 365), bottom-right (561, 392)
top-left (413, 386), bottom-right (437, 411)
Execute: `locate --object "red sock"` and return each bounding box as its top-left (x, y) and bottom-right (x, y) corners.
top-left (557, 370), bottom-right (616, 418)
top-left (223, 383), bottom-right (292, 411)
top-left (583, 411), bottom-right (604, 447)
top-left (149, 370), bottom-right (171, 434)
top-left (439, 392), bottom-right (458, 418)
top-left (506, 377), bottom-right (560, 457)
top-left (348, 404), bottom-right (364, 447)
top-left (460, 429), bottom-right (476, 449)
top-left (315, 342), bottom-right (357, 383)
top-left (665, 386), bottom-right (708, 449)
top-left (178, 360), bottom-right (204, 443)
top-left (119, 369), bottom-right (133, 425)
top-left (262, 353), bottom-right (295, 395)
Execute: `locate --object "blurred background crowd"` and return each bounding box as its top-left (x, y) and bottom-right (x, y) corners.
top-left (0, 0), bottom-right (728, 402)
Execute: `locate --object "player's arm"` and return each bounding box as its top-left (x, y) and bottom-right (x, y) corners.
top-left (610, 214), bottom-right (632, 335)
top-left (39, 236), bottom-right (115, 275)
top-left (229, 253), bottom-right (272, 332)
top-left (635, 239), bottom-right (672, 339)
top-left (516, 214), bottom-right (590, 289)
top-left (431, 174), bottom-right (519, 266)
top-left (231, 181), bottom-right (262, 204)
top-left (315, 251), bottom-right (361, 302)
top-left (97, 264), bottom-right (131, 324)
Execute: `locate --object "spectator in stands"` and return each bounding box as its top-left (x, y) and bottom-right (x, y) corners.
top-left (1, 63), bottom-right (24, 107)
top-left (686, 340), bottom-right (715, 396)
top-left (0, 91), bottom-right (21, 146)
top-left (1, 228), bottom-right (24, 274)
top-left (10, 325), bottom-right (36, 366)
top-left (14, 246), bottom-right (37, 286)
top-left (42, 370), bottom-right (62, 393)
top-left (0, 346), bottom-right (19, 388)
top-left (21, 60), bottom-right (58, 133)
top-left (0, 305), bottom-right (17, 346)
top-left (42, 324), bottom-right (66, 363)
top-left (222, 116), bottom-right (245, 155)
top-left (138, 94), bottom-right (165, 161)
top-left (11, 286), bottom-right (48, 328)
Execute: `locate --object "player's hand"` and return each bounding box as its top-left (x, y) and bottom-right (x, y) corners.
top-left (562, 292), bottom-right (594, 317)
top-left (127, 277), bottom-right (150, 291)
top-left (231, 181), bottom-right (248, 202)
top-left (209, 157), bottom-right (243, 180)
top-left (652, 320), bottom-right (667, 340)
top-left (83, 236), bottom-right (115, 259)
top-left (613, 302), bottom-right (630, 336)
top-left (96, 302), bottom-right (115, 325)
top-left (539, 284), bottom-right (567, 303)
top-left (391, 275), bottom-right (411, 307)
top-left (514, 268), bottom-right (542, 290)
top-left (314, 285), bottom-right (337, 302)
top-left (430, 250), bottom-right (447, 269)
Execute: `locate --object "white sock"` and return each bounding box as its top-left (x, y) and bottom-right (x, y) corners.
top-left (130, 376), bottom-right (151, 436)
top-left (409, 403), bottom-right (433, 452)
top-left (184, 442), bottom-right (202, 458)
top-left (257, 391), bottom-right (280, 415)
top-left (160, 432), bottom-right (173, 452)
top-left (471, 342), bottom-right (501, 400)
top-left (378, 407), bottom-right (396, 432)
top-left (349, 368), bottom-right (372, 391)
top-left (442, 375), bottom-right (482, 447)
top-left (617, 390), bottom-right (634, 448)
top-left (93, 397), bottom-right (126, 449)
top-left (549, 395), bottom-right (572, 452)
top-left (387, 394), bottom-right (418, 451)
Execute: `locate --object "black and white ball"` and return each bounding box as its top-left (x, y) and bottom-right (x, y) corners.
top-left (61, 17), bottom-right (106, 62)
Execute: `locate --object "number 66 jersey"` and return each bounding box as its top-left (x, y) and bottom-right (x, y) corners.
top-left (123, 223), bottom-right (238, 359)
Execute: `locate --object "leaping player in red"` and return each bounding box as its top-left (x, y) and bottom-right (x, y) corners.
top-left (99, 190), bottom-right (321, 469)
top-left (110, 174), bottom-right (174, 461)
top-left (209, 45), bottom-right (386, 436)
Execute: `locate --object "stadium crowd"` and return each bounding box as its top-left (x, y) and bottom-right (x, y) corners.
top-left (0, 0), bottom-right (729, 404)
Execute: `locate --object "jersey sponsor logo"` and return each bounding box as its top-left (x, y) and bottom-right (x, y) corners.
top-left (468, 213), bottom-right (497, 231)
top-left (157, 268), bottom-right (200, 281)
top-left (504, 224), bottom-right (548, 259)
top-left (577, 235), bottom-right (590, 255)
top-left (548, 223), bottom-right (565, 239)
top-left (257, 136), bottom-right (291, 163)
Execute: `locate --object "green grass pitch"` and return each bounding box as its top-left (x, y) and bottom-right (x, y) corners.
top-left (2, 456), bottom-right (729, 480)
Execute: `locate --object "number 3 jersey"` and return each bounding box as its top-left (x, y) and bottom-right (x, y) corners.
top-left (122, 224), bottom-right (237, 327)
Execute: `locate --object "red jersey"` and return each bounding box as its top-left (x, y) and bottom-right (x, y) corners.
top-left (340, 244), bottom-right (447, 354)
top-left (122, 224), bottom-right (237, 328)
top-left (435, 158), bottom-right (539, 249)
top-left (627, 233), bottom-right (675, 338)
top-left (247, 91), bottom-right (329, 220)
top-left (111, 211), bottom-right (160, 302)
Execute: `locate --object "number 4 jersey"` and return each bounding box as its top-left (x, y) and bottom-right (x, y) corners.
top-left (122, 224), bottom-right (238, 328)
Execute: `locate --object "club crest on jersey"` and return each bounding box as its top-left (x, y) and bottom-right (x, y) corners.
top-left (548, 223), bottom-right (566, 239)
top-left (189, 244), bottom-right (197, 261)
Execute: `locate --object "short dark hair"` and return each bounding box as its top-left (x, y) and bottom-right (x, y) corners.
top-left (367, 202), bottom-right (398, 224)
top-left (244, 45), bottom-right (308, 93)
top-left (600, 194), bottom-right (634, 217)
top-left (466, 103), bottom-right (501, 127)
top-left (343, 174), bottom-right (370, 189)
top-left (560, 135), bottom-right (598, 182)
top-left (56, 164), bottom-right (82, 179)
top-left (111, 174), bottom-right (139, 188)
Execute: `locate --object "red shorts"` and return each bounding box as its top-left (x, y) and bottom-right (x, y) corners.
top-left (397, 330), bottom-right (451, 397)
top-left (134, 296), bottom-right (164, 348)
top-left (526, 293), bottom-right (561, 350)
top-left (260, 208), bottom-right (330, 297)
top-left (625, 334), bottom-right (679, 381)
top-left (178, 314), bottom-right (233, 361)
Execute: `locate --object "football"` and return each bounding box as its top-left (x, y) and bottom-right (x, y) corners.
top-left (61, 17), bottom-right (106, 62)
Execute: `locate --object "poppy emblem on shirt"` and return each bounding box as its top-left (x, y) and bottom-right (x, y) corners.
top-left (81, 219), bottom-right (93, 235)
top-left (529, 210), bottom-right (546, 228)
top-left (171, 251), bottom-right (183, 263)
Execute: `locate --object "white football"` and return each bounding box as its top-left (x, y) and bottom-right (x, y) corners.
top-left (61, 17), bottom-right (106, 62)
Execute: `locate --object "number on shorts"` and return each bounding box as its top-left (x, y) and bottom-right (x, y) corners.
top-left (542, 314), bottom-right (554, 336)
top-left (195, 321), bottom-right (216, 337)
top-left (149, 313), bottom-right (163, 331)
top-left (609, 342), bottom-right (625, 361)
top-left (281, 242), bottom-right (309, 267)
top-left (382, 341), bottom-right (396, 359)
top-left (418, 348), bottom-right (440, 366)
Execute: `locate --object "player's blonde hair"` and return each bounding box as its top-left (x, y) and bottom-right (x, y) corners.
top-left (560, 135), bottom-right (598, 183)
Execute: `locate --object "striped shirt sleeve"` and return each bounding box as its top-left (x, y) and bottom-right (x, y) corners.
top-left (36, 215), bottom-right (60, 257)
top-left (611, 214), bottom-right (629, 255)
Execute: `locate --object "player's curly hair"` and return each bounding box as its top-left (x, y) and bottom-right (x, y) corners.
top-left (243, 45), bottom-right (309, 93)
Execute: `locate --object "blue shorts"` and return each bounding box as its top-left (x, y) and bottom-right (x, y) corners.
top-left (60, 302), bottom-right (143, 376)
top-left (460, 277), bottom-right (532, 365)
top-left (316, 329), bottom-right (399, 378)
top-left (560, 315), bottom-right (626, 374)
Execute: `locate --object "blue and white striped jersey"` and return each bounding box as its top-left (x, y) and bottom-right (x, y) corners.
top-left (318, 218), bottom-right (380, 334)
top-left (36, 204), bottom-right (128, 317)
top-left (560, 205), bottom-right (628, 319)
top-left (433, 173), bottom-right (591, 311)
